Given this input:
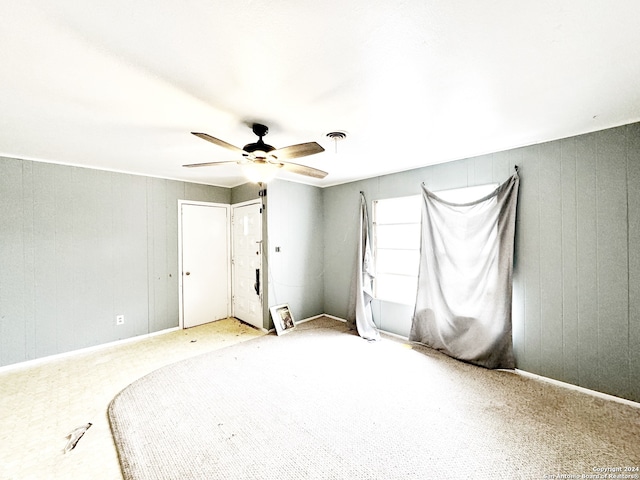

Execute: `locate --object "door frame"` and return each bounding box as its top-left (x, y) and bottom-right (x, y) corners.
top-left (231, 199), bottom-right (265, 329)
top-left (178, 200), bottom-right (232, 329)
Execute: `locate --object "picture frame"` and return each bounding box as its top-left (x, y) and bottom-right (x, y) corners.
top-left (270, 304), bottom-right (296, 335)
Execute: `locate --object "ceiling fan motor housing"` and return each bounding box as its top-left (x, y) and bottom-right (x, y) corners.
top-left (243, 139), bottom-right (276, 156)
top-left (244, 124), bottom-right (275, 157)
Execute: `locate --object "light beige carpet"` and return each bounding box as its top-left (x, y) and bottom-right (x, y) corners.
top-left (108, 318), bottom-right (640, 479)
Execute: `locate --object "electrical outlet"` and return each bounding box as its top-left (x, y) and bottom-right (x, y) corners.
top-left (116, 314), bottom-right (125, 326)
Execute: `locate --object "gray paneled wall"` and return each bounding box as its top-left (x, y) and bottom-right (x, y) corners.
top-left (266, 180), bottom-right (325, 323)
top-left (0, 158), bottom-right (229, 367)
top-left (230, 182), bottom-right (261, 205)
top-left (514, 124), bottom-right (640, 402)
top-left (323, 122), bottom-right (640, 403)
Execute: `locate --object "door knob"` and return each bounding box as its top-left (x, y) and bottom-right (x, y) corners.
top-left (185, 272), bottom-right (191, 276)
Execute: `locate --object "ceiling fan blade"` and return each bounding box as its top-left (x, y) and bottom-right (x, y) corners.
top-left (191, 132), bottom-right (245, 153)
top-left (183, 160), bottom-right (239, 168)
top-left (273, 142), bottom-right (325, 160)
top-left (280, 161), bottom-right (328, 179)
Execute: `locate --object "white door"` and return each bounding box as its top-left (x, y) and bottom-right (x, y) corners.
top-left (232, 202), bottom-right (263, 329)
top-left (181, 203), bottom-right (230, 329)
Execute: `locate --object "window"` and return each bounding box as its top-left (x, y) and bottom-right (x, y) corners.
top-left (372, 195), bottom-right (421, 305)
top-left (372, 183), bottom-right (498, 305)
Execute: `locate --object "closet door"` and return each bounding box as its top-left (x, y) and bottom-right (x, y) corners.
top-left (181, 203), bottom-right (230, 328)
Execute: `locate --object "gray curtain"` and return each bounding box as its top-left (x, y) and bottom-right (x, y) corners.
top-left (348, 192), bottom-right (381, 341)
top-left (409, 172), bottom-right (519, 369)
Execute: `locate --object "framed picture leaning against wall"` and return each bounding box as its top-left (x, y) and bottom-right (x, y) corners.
top-left (270, 304), bottom-right (296, 335)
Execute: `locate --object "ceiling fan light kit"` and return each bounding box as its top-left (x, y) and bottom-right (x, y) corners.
top-left (186, 123), bottom-right (328, 183)
top-left (241, 161), bottom-right (281, 184)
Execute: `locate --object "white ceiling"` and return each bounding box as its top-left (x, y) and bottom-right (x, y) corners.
top-left (1, 1), bottom-right (640, 188)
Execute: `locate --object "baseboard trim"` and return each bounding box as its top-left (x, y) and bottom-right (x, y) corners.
top-left (321, 314), bottom-right (640, 408)
top-left (0, 326), bottom-right (179, 374)
top-left (381, 330), bottom-right (410, 341)
top-left (313, 314), bottom-right (411, 341)
top-left (6, 314), bottom-right (638, 409)
top-left (296, 313), bottom-right (347, 323)
top-left (515, 369), bottom-right (640, 409)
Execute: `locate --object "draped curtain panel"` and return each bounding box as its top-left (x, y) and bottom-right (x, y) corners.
top-left (348, 192), bottom-right (381, 341)
top-left (409, 173), bottom-right (520, 369)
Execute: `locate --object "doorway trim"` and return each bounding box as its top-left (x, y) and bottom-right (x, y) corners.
top-left (178, 200), bottom-right (232, 329)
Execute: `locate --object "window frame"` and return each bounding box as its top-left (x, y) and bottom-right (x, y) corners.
top-left (372, 194), bottom-right (421, 306)
top-left (371, 183), bottom-right (499, 306)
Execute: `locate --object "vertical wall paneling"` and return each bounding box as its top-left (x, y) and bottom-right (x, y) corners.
top-left (53, 166), bottom-right (77, 354)
top-left (595, 128), bottom-right (630, 398)
top-left (230, 183), bottom-right (261, 205)
top-left (560, 138), bottom-right (579, 385)
top-left (147, 178), bottom-right (184, 334)
top-left (627, 123), bottom-right (640, 401)
top-left (73, 167), bottom-right (112, 349)
top-left (146, 178), bottom-right (161, 334)
top-left (575, 133), bottom-right (600, 392)
top-left (111, 173), bottom-right (149, 339)
top-left (470, 154), bottom-right (495, 186)
top-left (21, 161), bottom-right (35, 360)
top-left (322, 121), bottom-right (640, 402)
top-left (322, 184), bottom-right (360, 318)
top-left (427, 160), bottom-right (468, 192)
top-left (184, 182), bottom-right (230, 204)
top-left (537, 142), bottom-right (564, 380)
top-left (0, 159), bottom-right (26, 365)
top-left (518, 146), bottom-right (542, 372)
top-left (0, 157), bottom-right (228, 367)
top-left (492, 150), bottom-right (512, 181)
top-left (267, 180), bottom-right (324, 321)
top-left (32, 163), bottom-right (57, 359)
top-left (163, 180), bottom-right (184, 332)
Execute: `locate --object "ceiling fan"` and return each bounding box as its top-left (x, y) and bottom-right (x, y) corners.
top-left (184, 123), bottom-right (328, 182)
